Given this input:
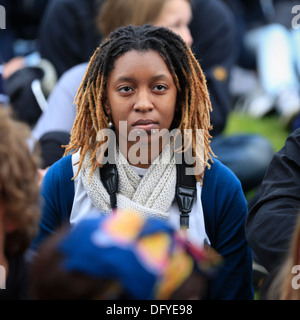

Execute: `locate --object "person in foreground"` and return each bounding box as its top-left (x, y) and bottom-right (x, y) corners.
top-left (30, 211), bottom-right (222, 300)
top-left (33, 24), bottom-right (253, 300)
top-left (0, 107), bottom-right (40, 300)
top-left (264, 213), bottom-right (300, 300)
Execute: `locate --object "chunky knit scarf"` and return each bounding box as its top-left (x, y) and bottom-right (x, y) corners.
top-left (81, 144), bottom-right (177, 221)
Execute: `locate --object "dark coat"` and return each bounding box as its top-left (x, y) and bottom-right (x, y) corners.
top-left (246, 128), bottom-right (300, 272)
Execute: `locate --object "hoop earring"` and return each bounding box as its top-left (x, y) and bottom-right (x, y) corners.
top-left (108, 120), bottom-right (115, 131)
top-left (107, 114), bottom-right (114, 128)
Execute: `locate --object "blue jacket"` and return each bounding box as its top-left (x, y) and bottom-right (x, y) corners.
top-left (33, 155), bottom-right (253, 300)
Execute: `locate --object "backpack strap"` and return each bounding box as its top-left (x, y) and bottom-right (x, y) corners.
top-left (99, 162), bottom-right (118, 209)
top-left (99, 160), bottom-right (196, 228)
top-left (175, 162), bottom-right (197, 229)
top-left (99, 128), bottom-right (118, 210)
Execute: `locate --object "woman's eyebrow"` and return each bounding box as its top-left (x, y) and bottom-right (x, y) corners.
top-left (115, 74), bottom-right (170, 82)
top-left (151, 74), bottom-right (170, 81)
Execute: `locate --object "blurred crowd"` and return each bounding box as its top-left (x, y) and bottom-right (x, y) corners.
top-left (0, 0), bottom-right (300, 301)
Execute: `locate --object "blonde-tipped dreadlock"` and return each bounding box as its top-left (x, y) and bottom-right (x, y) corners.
top-left (64, 24), bottom-right (214, 183)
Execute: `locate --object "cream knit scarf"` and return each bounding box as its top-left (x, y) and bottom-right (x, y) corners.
top-left (81, 143), bottom-right (177, 221)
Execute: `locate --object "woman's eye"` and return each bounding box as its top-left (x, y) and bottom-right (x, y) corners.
top-left (153, 84), bottom-right (166, 92)
top-left (119, 86), bottom-right (133, 93)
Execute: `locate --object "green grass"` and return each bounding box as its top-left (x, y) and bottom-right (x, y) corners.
top-left (223, 110), bottom-right (290, 202)
top-left (224, 110), bottom-right (290, 152)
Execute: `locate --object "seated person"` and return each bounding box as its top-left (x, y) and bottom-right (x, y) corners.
top-left (246, 127), bottom-right (300, 273)
top-left (0, 106), bottom-right (40, 300)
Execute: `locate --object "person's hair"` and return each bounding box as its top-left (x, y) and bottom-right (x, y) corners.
top-left (0, 106), bottom-right (40, 255)
top-left (64, 24), bottom-right (213, 183)
top-left (29, 225), bottom-right (128, 300)
top-left (266, 214), bottom-right (300, 300)
top-left (97, 0), bottom-right (191, 37)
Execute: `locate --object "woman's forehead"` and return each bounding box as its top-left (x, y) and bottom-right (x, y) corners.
top-left (108, 50), bottom-right (172, 78)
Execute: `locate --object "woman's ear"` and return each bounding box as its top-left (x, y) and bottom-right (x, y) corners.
top-left (103, 96), bottom-right (111, 116)
top-left (175, 98), bottom-right (180, 113)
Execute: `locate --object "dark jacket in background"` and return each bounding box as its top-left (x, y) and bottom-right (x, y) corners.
top-left (0, 255), bottom-right (29, 300)
top-left (246, 128), bottom-right (300, 272)
top-left (38, 0), bottom-right (102, 78)
top-left (190, 0), bottom-right (236, 136)
top-left (0, 0), bottom-right (49, 61)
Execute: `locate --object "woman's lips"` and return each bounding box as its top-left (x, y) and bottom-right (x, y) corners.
top-left (132, 120), bottom-right (158, 132)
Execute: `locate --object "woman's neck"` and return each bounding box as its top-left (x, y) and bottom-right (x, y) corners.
top-left (118, 136), bottom-right (169, 169)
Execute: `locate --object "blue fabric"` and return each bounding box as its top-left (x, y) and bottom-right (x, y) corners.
top-left (56, 213), bottom-right (220, 300)
top-left (58, 216), bottom-right (159, 300)
top-left (32, 155), bottom-right (254, 300)
top-left (292, 113), bottom-right (300, 131)
top-left (202, 158), bottom-right (253, 299)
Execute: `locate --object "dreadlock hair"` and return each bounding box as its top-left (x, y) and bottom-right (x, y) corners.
top-left (64, 24), bottom-right (214, 183)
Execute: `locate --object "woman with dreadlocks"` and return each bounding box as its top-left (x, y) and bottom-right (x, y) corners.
top-left (32, 24), bottom-right (253, 300)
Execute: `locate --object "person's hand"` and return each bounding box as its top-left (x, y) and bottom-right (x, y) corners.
top-left (2, 57), bottom-right (26, 79)
top-left (38, 168), bottom-right (49, 186)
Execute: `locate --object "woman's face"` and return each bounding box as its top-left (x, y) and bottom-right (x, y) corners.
top-left (104, 50), bottom-right (177, 165)
top-left (153, 0), bottom-right (193, 46)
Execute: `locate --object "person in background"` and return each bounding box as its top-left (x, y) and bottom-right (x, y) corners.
top-left (0, 104), bottom-right (40, 300)
top-left (37, 0), bottom-right (103, 78)
top-left (0, 56), bottom-right (9, 105)
top-left (246, 128), bottom-right (300, 275)
top-left (0, 0), bottom-right (50, 75)
top-left (30, 211), bottom-right (222, 300)
top-left (0, 1), bottom-right (58, 127)
top-left (223, 0), bottom-right (300, 126)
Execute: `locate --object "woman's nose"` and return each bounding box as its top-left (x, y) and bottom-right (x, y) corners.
top-left (133, 89), bottom-right (154, 111)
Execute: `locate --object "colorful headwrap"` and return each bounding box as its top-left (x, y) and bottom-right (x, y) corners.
top-left (57, 211), bottom-right (222, 300)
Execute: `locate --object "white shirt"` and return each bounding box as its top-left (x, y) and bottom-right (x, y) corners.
top-left (70, 153), bottom-right (210, 247)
